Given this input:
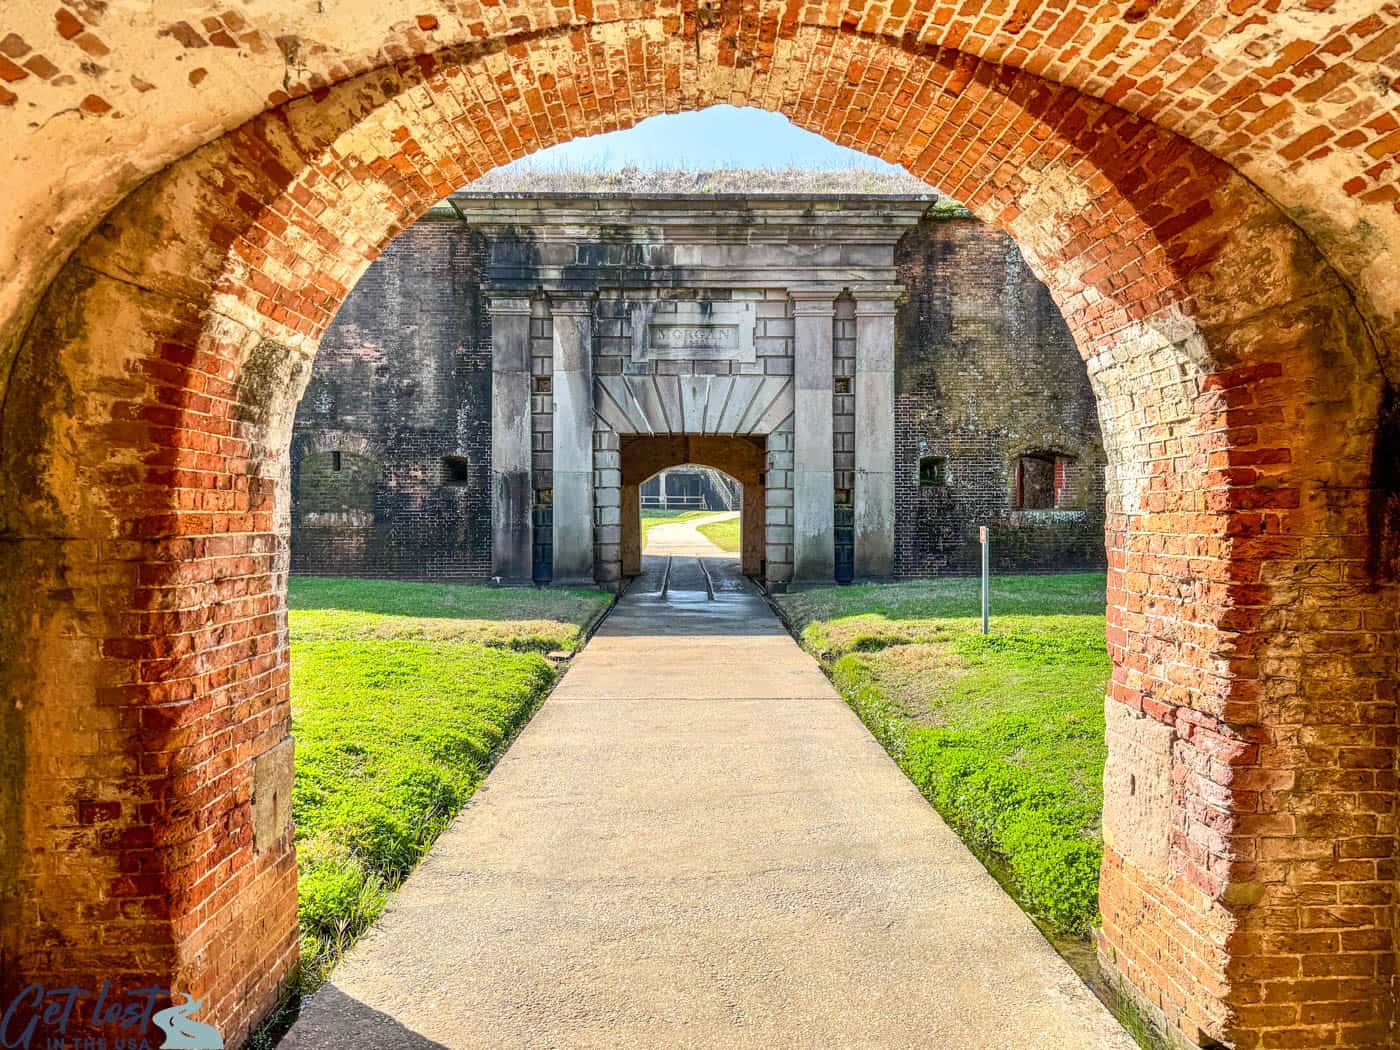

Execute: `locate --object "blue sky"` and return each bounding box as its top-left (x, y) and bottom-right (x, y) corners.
top-left (500, 105), bottom-right (905, 172)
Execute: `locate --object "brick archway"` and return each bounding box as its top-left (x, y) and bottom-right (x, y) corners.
top-left (0, 20), bottom-right (1394, 1050)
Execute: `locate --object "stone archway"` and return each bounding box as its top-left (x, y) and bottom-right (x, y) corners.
top-left (622, 437), bottom-right (767, 580)
top-left (0, 18), bottom-right (1395, 1050)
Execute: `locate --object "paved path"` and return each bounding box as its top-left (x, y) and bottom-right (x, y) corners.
top-left (644, 511), bottom-right (738, 559)
top-left (283, 559), bottom-right (1134, 1050)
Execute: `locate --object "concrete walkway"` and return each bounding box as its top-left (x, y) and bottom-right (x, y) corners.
top-left (644, 511), bottom-right (739, 559)
top-left (283, 559), bottom-right (1134, 1050)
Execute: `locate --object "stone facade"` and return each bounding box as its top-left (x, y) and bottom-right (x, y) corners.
top-left (290, 192), bottom-right (1106, 588)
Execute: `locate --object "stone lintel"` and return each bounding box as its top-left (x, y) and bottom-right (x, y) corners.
top-left (549, 296), bottom-right (595, 315)
top-left (486, 295), bottom-right (533, 315)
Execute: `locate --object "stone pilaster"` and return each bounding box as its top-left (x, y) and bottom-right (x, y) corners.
top-left (791, 292), bottom-right (836, 583)
top-left (489, 296), bottom-right (533, 582)
top-left (854, 289), bottom-right (899, 580)
top-left (550, 297), bottom-right (595, 584)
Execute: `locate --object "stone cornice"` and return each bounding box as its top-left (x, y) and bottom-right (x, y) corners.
top-left (448, 194), bottom-right (935, 240)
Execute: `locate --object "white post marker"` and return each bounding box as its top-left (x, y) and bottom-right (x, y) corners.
top-left (979, 526), bottom-right (990, 636)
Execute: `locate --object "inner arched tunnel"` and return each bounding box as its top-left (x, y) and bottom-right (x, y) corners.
top-left (623, 436), bottom-right (767, 579)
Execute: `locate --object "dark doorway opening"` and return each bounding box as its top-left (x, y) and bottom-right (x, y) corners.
top-left (620, 435), bottom-right (767, 582)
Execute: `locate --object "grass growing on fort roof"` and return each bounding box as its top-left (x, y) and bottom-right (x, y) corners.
top-left (287, 578), bottom-right (611, 993)
top-left (775, 574), bottom-right (1109, 936)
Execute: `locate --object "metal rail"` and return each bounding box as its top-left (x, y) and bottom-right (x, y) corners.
top-left (698, 558), bottom-right (716, 601)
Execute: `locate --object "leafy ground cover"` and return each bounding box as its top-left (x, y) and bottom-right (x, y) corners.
top-left (287, 578), bottom-right (611, 993)
top-left (696, 513), bottom-right (741, 552)
top-left (775, 574), bottom-right (1109, 936)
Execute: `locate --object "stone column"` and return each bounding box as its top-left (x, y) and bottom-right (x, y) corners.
top-left (550, 297), bottom-right (595, 584)
top-left (791, 292), bottom-right (836, 583)
top-left (854, 289), bottom-right (899, 580)
top-left (489, 296), bottom-right (533, 582)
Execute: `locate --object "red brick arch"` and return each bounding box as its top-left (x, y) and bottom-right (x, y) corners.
top-left (0, 20), bottom-right (1393, 1050)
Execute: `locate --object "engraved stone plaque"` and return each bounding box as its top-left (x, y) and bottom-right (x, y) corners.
top-left (1102, 698), bottom-right (1175, 879)
top-left (630, 299), bottom-right (756, 363)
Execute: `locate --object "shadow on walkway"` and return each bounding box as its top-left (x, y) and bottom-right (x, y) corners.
top-left (283, 985), bottom-right (450, 1049)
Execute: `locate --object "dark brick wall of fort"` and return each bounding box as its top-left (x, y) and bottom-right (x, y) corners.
top-left (290, 208), bottom-right (1106, 581)
top-left (290, 215), bottom-right (493, 580)
top-left (893, 217), bottom-right (1107, 576)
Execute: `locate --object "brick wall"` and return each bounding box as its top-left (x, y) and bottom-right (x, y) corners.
top-left (289, 216), bottom-right (492, 580)
top-left (893, 215), bottom-right (1107, 576)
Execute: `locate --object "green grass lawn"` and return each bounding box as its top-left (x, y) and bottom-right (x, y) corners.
top-left (290, 576), bottom-right (607, 651)
top-left (640, 509), bottom-right (718, 548)
top-left (775, 574), bottom-right (1109, 936)
top-left (288, 578), bottom-right (611, 992)
top-left (696, 513), bottom-right (741, 552)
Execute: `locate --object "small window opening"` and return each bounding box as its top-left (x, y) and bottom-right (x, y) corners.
top-left (1015, 453), bottom-right (1059, 509)
top-left (834, 488), bottom-right (853, 508)
top-left (442, 455), bottom-right (471, 486)
top-left (533, 374), bottom-right (552, 394)
top-left (536, 487), bottom-right (553, 506)
top-left (918, 455), bottom-right (946, 487)
top-left (833, 376), bottom-right (852, 395)
top-left (331, 451), bottom-right (342, 472)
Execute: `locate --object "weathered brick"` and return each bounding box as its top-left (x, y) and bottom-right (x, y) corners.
top-left (0, 18), bottom-right (1395, 1050)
